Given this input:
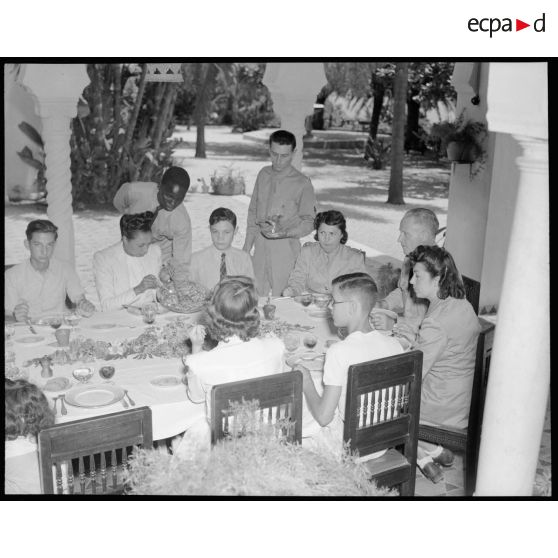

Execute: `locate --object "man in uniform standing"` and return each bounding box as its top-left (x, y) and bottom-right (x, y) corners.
top-left (243, 130), bottom-right (317, 296)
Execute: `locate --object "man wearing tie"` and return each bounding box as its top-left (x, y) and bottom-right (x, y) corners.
top-left (190, 207), bottom-right (254, 291)
top-left (113, 166), bottom-right (192, 274)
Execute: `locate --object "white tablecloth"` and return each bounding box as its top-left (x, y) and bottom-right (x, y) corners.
top-left (10, 299), bottom-right (339, 440)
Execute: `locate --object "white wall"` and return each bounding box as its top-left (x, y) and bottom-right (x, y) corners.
top-left (4, 65), bottom-right (42, 199)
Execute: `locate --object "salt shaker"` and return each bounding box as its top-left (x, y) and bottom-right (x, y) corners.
top-left (40, 357), bottom-right (53, 378)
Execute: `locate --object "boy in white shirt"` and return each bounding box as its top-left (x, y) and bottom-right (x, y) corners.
top-left (302, 272), bottom-right (404, 455)
top-left (190, 208), bottom-right (254, 291)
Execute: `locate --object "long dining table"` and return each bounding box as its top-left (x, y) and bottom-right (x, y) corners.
top-left (9, 297), bottom-right (342, 441)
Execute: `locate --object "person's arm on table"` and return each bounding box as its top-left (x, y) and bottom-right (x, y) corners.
top-left (302, 369), bottom-right (342, 427)
top-left (282, 249), bottom-right (310, 296)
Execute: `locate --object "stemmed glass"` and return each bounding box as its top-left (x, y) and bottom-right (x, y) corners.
top-left (49, 315), bottom-right (63, 333)
top-left (284, 332), bottom-right (300, 353)
top-left (141, 303), bottom-right (157, 325)
top-left (5, 323), bottom-right (15, 348)
top-left (64, 313), bottom-right (81, 333)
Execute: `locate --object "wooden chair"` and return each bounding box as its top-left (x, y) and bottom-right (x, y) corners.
top-left (462, 275), bottom-right (481, 315)
top-left (418, 318), bottom-right (495, 495)
top-left (343, 350), bottom-right (423, 496)
top-left (38, 407), bottom-right (153, 495)
top-left (210, 371), bottom-right (303, 445)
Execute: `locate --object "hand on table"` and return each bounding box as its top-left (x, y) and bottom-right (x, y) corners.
top-left (134, 274), bottom-right (159, 295)
top-left (13, 300), bottom-right (30, 323)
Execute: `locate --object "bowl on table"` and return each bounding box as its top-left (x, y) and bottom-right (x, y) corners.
top-left (312, 294), bottom-right (331, 309)
top-left (72, 367), bottom-right (94, 384)
top-left (294, 294), bottom-right (313, 307)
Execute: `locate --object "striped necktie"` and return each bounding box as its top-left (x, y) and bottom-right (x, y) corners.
top-left (220, 252), bottom-right (227, 282)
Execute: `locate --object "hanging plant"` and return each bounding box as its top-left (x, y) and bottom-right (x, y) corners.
top-left (430, 109), bottom-right (488, 178)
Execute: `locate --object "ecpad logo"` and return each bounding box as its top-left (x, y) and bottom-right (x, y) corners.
top-left (468, 13), bottom-right (546, 37)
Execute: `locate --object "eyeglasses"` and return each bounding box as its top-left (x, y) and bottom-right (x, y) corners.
top-left (329, 299), bottom-right (350, 307)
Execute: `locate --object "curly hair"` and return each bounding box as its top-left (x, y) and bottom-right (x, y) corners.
top-left (408, 245), bottom-right (465, 300)
top-left (313, 210), bottom-right (348, 244)
top-left (202, 276), bottom-right (260, 342)
top-left (119, 211), bottom-right (155, 239)
top-left (5, 379), bottom-right (55, 441)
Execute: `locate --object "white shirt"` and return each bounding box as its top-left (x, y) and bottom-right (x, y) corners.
top-left (4, 437), bottom-right (41, 494)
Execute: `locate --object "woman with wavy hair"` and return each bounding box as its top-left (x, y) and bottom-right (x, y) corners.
top-left (282, 210), bottom-right (367, 296)
top-left (173, 276), bottom-right (285, 458)
top-left (5, 379), bottom-right (55, 494)
top-left (396, 245), bottom-right (480, 484)
top-left (93, 211), bottom-right (162, 311)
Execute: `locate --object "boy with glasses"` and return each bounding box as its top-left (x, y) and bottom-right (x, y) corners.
top-left (302, 272), bottom-right (404, 455)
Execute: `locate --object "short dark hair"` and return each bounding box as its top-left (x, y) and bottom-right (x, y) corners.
top-left (314, 210), bottom-right (348, 244)
top-left (332, 272), bottom-right (378, 313)
top-left (25, 220), bottom-right (58, 241)
top-left (203, 276), bottom-right (260, 342)
top-left (161, 166), bottom-right (191, 192)
top-left (408, 245), bottom-right (465, 300)
top-left (209, 207), bottom-right (237, 228)
top-left (119, 211), bottom-right (154, 239)
top-left (5, 379), bottom-right (55, 441)
top-left (269, 129), bottom-right (296, 150)
top-left (403, 208), bottom-right (439, 238)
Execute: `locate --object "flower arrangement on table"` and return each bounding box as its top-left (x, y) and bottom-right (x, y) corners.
top-left (23, 319), bottom-right (194, 368)
top-left (258, 318), bottom-right (315, 339)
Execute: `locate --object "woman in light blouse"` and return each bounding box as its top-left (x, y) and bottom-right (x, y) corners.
top-left (282, 210), bottom-right (367, 296)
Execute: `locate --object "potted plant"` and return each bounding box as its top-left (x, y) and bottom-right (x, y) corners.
top-left (430, 110), bottom-right (488, 175)
top-left (210, 164), bottom-right (246, 195)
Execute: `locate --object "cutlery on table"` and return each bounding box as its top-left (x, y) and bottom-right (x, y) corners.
top-left (121, 396), bottom-right (129, 409)
top-left (124, 390), bottom-right (136, 406)
top-left (59, 394), bottom-right (68, 415)
top-left (26, 319), bottom-right (38, 335)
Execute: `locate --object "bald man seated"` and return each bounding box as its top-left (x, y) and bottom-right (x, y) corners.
top-left (113, 167), bottom-right (192, 274)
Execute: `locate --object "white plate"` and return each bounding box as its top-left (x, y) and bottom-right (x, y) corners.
top-left (65, 384), bottom-right (125, 408)
top-left (14, 335), bottom-right (46, 346)
top-left (88, 323), bottom-right (119, 330)
top-left (150, 375), bottom-right (182, 388)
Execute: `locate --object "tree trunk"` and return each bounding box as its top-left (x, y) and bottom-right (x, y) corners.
top-left (369, 81), bottom-right (385, 140)
top-left (387, 63), bottom-right (408, 205)
top-left (405, 87), bottom-right (421, 152)
top-left (112, 64), bottom-right (148, 195)
top-left (194, 63), bottom-right (218, 158)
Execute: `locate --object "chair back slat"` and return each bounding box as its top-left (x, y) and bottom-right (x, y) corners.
top-left (210, 371), bottom-right (303, 445)
top-left (343, 350), bottom-right (423, 496)
top-left (39, 407), bottom-right (152, 495)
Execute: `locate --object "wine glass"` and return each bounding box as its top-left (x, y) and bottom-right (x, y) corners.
top-left (99, 365), bottom-right (115, 383)
top-left (284, 332), bottom-right (300, 353)
top-left (64, 313), bottom-right (81, 332)
top-left (49, 315), bottom-right (63, 332)
top-left (5, 323), bottom-right (15, 348)
top-left (141, 303), bottom-right (157, 325)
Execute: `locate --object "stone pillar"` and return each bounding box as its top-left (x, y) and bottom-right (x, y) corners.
top-left (263, 63), bottom-right (327, 170)
top-left (475, 64), bottom-right (549, 495)
top-left (19, 64), bottom-right (90, 266)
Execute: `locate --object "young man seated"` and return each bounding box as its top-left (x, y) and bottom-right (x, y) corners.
top-left (189, 207), bottom-right (254, 292)
top-left (5, 220), bottom-right (95, 322)
top-left (301, 272), bottom-right (404, 456)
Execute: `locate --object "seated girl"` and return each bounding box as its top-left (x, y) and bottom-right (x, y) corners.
top-left (396, 245), bottom-right (480, 483)
top-left (5, 379), bottom-right (55, 494)
top-left (93, 212), bottom-right (162, 312)
top-left (282, 210), bottom-right (367, 296)
top-left (174, 276), bottom-right (285, 457)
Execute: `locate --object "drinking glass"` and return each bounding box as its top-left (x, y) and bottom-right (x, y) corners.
top-left (64, 313), bottom-right (81, 333)
top-left (99, 365), bottom-right (116, 383)
top-left (49, 315), bottom-right (63, 331)
top-left (5, 323), bottom-right (15, 348)
top-left (284, 332), bottom-right (300, 353)
top-left (303, 333), bottom-right (318, 350)
top-left (142, 303), bottom-right (157, 325)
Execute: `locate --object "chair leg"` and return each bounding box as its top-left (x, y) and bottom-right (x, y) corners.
top-left (464, 449), bottom-right (477, 496)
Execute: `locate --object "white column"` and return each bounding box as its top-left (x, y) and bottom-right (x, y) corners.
top-left (19, 64), bottom-right (90, 266)
top-left (263, 63), bottom-right (327, 170)
top-left (475, 63), bottom-right (549, 495)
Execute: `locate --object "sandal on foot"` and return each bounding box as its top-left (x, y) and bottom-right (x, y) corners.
top-left (420, 461), bottom-right (444, 484)
top-left (432, 448), bottom-right (455, 468)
